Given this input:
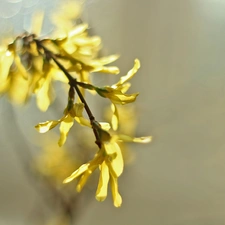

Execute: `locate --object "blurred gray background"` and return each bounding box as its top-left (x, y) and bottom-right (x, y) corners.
top-left (1, 0), bottom-right (225, 224)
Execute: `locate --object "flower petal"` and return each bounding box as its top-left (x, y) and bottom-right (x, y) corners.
top-left (74, 117), bottom-right (91, 127)
top-left (119, 82), bottom-right (131, 93)
top-left (104, 142), bottom-right (123, 177)
top-left (7, 71), bottom-right (30, 104)
top-left (97, 54), bottom-right (119, 65)
top-left (111, 104), bottom-right (119, 131)
top-left (64, 151), bottom-right (103, 185)
top-left (58, 115), bottom-right (74, 146)
top-left (76, 166), bottom-right (97, 192)
top-left (36, 75), bottom-right (54, 112)
top-left (73, 36), bottom-right (101, 47)
top-left (116, 134), bottom-right (152, 143)
top-left (63, 163), bottom-right (89, 183)
top-left (96, 66), bottom-right (120, 74)
top-left (0, 50), bottom-right (13, 81)
top-left (96, 161), bottom-right (110, 202)
top-left (35, 119), bottom-right (62, 133)
top-left (109, 173), bottom-right (122, 207)
top-left (72, 103), bottom-right (84, 117)
top-left (133, 136), bottom-right (152, 143)
top-left (14, 54), bottom-right (28, 79)
top-left (96, 87), bottom-right (139, 105)
top-left (114, 59), bottom-right (140, 86)
top-left (99, 122), bottom-right (111, 131)
top-left (110, 92), bottom-right (139, 105)
top-left (68, 23), bottom-right (89, 38)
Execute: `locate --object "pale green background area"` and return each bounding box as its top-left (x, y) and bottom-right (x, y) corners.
top-left (1, 0), bottom-right (225, 224)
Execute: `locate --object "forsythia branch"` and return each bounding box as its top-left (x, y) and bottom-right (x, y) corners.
top-left (0, 4), bottom-right (152, 207)
top-left (35, 39), bottom-right (102, 148)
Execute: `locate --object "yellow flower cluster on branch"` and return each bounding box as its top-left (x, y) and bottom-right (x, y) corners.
top-left (63, 139), bottom-right (123, 207)
top-left (0, 1), bottom-right (152, 207)
top-left (63, 125), bottom-right (151, 207)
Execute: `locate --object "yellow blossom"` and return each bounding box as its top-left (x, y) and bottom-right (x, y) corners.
top-left (0, 39), bottom-right (58, 108)
top-left (63, 138), bottom-right (124, 207)
top-left (50, 4), bottom-right (121, 84)
top-left (0, 48), bottom-right (14, 83)
top-left (108, 104), bottom-right (138, 133)
top-left (63, 124), bottom-right (151, 207)
top-left (35, 102), bottom-right (112, 147)
top-left (0, 0), bottom-right (153, 212)
top-left (113, 59), bottom-right (140, 88)
top-left (0, 47), bottom-right (31, 104)
top-left (33, 60), bottom-right (67, 111)
top-left (94, 59), bottom-right (140, 104)
top-left (95, 87), bottom-right (139, 105)
top-left (53, 23), bottom-right (120, 84)
top-left (0, 3), bottom-right (122, 110)
top-left (75, 59), bottom-right (140, 105)
top-left (35, 103), bottom-right (91, 146)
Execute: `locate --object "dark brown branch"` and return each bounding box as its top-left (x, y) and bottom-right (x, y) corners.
top-left (35, 39), bottom-right (102, 148)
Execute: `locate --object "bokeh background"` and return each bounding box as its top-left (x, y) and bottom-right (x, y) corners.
top-left (1, 0), bottom-right (225, 224)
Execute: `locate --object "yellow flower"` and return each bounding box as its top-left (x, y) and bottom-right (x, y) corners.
top-left (0, 46), bottom-right (33, 104)
top-left (96, 87), bottom-right (139, 105)
top-left (109, 104), bottom-right (138, 133)
top-left (33, 60), bottom-right (68, 111)
top-left (63, 138), bottom-right (124, 207)
top-left (113, 58), bottom-right (140, 88)
top-left (105, 103), bottom-right (152, 164)
top-left (63, 124), bottom-right (151, 207)
top-left (94, 59), bottom-right (140, 105)
top-left (0, 3), bottom-right (122, 109)
top-left (75, 59), bottom-right (140, 105)
top-left (0, 48), bottom-right (14, 84)
top-left (52, 23), bottom-right (120, 84)
top-left (51, 0), bottom-right (120, 78)
top-left (35, 103), bottom-right (91, 146)
top-left (0, 39), bottom-right (62, 109)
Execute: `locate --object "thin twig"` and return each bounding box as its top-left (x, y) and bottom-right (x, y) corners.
top-left (35, 39), bottom-right (102, 148)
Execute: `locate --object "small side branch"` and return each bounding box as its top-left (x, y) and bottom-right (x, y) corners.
top-left (35, 39), bottom-right (102, 149)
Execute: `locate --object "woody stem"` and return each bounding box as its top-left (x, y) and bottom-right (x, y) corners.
top-left (35, 39), bottom-right (101, 148)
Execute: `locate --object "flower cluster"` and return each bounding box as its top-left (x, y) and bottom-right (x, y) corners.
top-left (0, 1), bottom-right (151, 207)
top-left (62, 124), bottom-right (151, 207)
